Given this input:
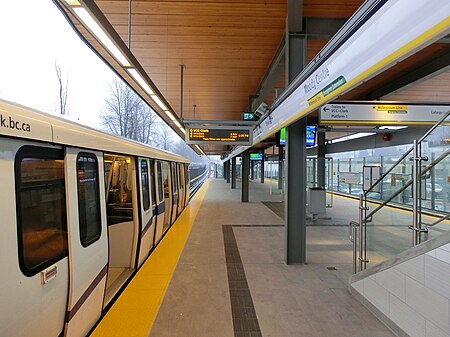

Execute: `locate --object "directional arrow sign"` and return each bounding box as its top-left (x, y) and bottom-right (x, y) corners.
top-left (319, 103), bottom-right (450, 125)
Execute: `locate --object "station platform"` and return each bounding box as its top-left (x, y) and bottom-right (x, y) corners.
top-left (92, 178), bottom-right (395, 337)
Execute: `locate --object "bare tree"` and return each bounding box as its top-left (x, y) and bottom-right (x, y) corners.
top-left (154, 123), bottom-right (175, 151)
top-left (100, 78), bottom-right (158, 144)
top-left (55, 62), bottom-right (68, 115)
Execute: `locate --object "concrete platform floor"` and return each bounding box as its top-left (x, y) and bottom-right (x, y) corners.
top-left (149, 179), bottom-right (395, 337)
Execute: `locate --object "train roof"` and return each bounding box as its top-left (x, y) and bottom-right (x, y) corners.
top-left (0, 99), bottom-right (189, 163)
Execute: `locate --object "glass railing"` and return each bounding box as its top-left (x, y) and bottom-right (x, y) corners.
top-left (355, 111), bottom-right (450, 272)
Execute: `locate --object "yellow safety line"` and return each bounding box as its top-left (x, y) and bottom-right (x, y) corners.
top-left (92, 179), bottom-right (210, 337)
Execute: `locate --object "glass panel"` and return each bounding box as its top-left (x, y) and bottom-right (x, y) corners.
top-left (77, 154), bottom-right (101, 247)
top-left (149, 160), bottom-right (157, 206)
top-left (140, 159), bottom-right (150, 211)
top-left (418, 119), bottom-right (450, 242)
top-left (157, 161), bottom-right (164, 202)
top-left (104, 155), bottom-right (134, 226)
top-left (17, 148), bottom-right (68, 275)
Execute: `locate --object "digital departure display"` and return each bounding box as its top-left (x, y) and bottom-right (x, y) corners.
top-left (186, 126), bottom-right (253, 145)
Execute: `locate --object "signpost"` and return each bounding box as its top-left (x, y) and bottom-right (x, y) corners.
top-left (320, 103), bottom-right (450, 125)
top-left (186, 125), bottom-right (252, 145)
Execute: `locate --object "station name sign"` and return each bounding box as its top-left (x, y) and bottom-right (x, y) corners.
top-left (186, 125), bottom-right (253, 145)
top-left (320, 103), bottom-right (450, 125)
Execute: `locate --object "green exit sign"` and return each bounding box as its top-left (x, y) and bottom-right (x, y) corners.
top-left (242, 112), bottom-right (256, 121)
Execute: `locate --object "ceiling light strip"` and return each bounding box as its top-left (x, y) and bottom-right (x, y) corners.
top-left (126, 69), bottom-right (154, 95)
top-left (73, 7), bottom-right (130, 67)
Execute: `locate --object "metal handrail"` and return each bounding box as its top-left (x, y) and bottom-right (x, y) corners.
top-left (364, 110), bottom-right (450, 195)
top-left (423, 213), bottom-right (450, 228)
top-left (354, 111), bottom-right (450, 273)
top-left (365, 148), bottom-right (450, 220)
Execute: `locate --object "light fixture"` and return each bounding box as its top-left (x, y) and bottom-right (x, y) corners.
top-left (151, 95), bottom-right (168, 111)
top-left (64, 0), bottom-right (80, 5)
top-left (127, 68), bottom-right (154, 95)
top-left (378, 126), bottom-right (407, 130)
top-left (179, 127), bottom-right (186, 134)
top-left (164, 110), bottom-right (177, 121)
top-left (72, 7), bottom-right (131, 67)
top-left (174, 120), bottom-right (182, 128)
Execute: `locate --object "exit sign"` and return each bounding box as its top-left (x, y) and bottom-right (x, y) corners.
top-left (242, 112), bottom-right (256, 121)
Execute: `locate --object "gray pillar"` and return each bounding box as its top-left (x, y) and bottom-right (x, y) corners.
top-left (226, 161), bottom-right (230, 183)
top-left (317, 131), bottom-right (326, 189)
top-left (285, 0), bottom-right (307, 264)
top-left (241, 150), bottom-right (250, 202)
top-left (278, 147), bottom-right (284, 190)
top-left (231, 157), bottom-right (236, 189)
top-left (260, 154), bottom-right (265, 184)
top-left (223, 161), bottom-right (226, 180)
top-left (286, 118), bottom-right (307, 264)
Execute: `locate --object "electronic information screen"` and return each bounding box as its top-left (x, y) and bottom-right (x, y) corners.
top-left (186, 126), bottom-right (253, 145)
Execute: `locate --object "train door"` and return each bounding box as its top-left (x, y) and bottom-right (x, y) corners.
top-left (103, 154), bottom-right (139, 305)
top-left (161, 161), bottom-right (173, 233)
top-left (64, 148), bottom-right (108, 337)
top-left (1, 141), bottom-right (69, 337)
top-left (170, 162), bottom-right (179, 223)
top-left (154, 161), bottom-right (167, 244)
top-left (137, 158), bottom-right (156, 267)
top-left (177, 163), bottom-right (185, 214)
top-left (185, 164), bottom-right (191, 203)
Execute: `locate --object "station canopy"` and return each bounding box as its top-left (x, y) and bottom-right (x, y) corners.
top-left (56, 0), bottom-right (450, 156)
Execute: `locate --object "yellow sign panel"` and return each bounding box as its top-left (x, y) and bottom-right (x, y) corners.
top-left (373, 105), bottom-right (408, 111)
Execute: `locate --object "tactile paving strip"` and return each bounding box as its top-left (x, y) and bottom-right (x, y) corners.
top-left (222, 225), bottom-right (262, 337)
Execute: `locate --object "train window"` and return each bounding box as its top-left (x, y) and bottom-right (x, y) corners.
top-left (140, 159), bottom-right (150, 211)
top-left (156, 161), bottom-right (164, 202)
top-left (15, 146), bottom-right (68, 277)
top-left (171, 162), bottom-right (177, 193)
top-left (104, 155), bottom-right (134, 225)
top-left (162, 161), bottom-right (170, 198)
top-left (149, 160), bottom-right (157, 206)
top-left (77, 154), bottom-right (101, 247)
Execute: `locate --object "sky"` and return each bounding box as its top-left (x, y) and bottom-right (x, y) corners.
top-left (0, 1), bottom-right (116, 128)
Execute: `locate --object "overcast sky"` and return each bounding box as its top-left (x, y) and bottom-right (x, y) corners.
top-left (0, 0), bottom-right (114, 128)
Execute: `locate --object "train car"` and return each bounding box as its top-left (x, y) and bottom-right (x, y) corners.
top-left (0, 99), bottom-right (190, 337)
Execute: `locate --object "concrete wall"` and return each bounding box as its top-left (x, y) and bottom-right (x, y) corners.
top-left (351, 243), bottom-right (450, 337)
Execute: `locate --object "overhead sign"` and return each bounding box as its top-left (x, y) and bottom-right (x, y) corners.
top-left (222, 0), bottom-right (449, 163)
top-left (242, 112), bottom-right (256, 121)
top-left (186, 126), bottom-right (252, 145)
top-left (320, 103), bottom-right (450, 125)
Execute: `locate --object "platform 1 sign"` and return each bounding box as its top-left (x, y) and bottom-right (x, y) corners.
top-left (320, 103), bottom-right (450, 125)
top-left (186, 126), bottom-right (252, 145)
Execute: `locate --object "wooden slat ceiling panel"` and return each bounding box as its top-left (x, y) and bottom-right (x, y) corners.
top-left (95, 0), bottom-right (288, 122)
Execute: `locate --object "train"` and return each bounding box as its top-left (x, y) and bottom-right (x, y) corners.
top-left (0, 99), bottom-right (203, 337)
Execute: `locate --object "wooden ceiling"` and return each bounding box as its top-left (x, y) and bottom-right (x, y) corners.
top-left (56, 0), bottom-right (449, 155)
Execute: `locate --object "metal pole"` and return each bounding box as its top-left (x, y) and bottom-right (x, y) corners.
top-left (358, 195), bottom-right (364, 272)
top-left (128, 0), bottom-right (132, 49)
top-left (412, 140), bottom-right (420, 246)
top-left (180, 64), bottom-right (185, 120)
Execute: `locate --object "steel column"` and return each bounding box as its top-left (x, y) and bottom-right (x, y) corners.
top-left (286, 118), bottom-right (307, 264)
top-left (226, 161), bottom-right (230, 183)
top-left (251, 160), bottom-right (255, 180)
top-left (278, 147), bottom-right (283, 190)
top-left (231, 157), bottom-right (237, 189)
top-left (242, 151), bottom-right (250, 202)
top-left (317, 131), bottom-right (326, 188)
top-left (260, 154), bottom-right (265, 183)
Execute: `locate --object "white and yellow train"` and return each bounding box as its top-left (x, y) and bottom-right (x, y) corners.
top-left (0, 99), bottom-right (196, 337)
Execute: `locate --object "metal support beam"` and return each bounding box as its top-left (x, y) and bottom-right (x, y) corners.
top-left (278, 147), bottom-right (283, 190)
top-left (286, 118), bottom-right (307, 264)
top-left (260, 154), bottom-right (265, 184)
top-left (317, 131), bottom-right (326, 189)
top-left (231, 157), bottom-right (237, 189)
top-left (251, 160), bottom-right (255, 180)
top-left (365, 51), bottom-right (450, 100)
top-left (241, 151), bottom-right (250, 202)
top-left (226, 161), bottom-right (231, 183)
top-left (286, 0), bottom-right (307, 265)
